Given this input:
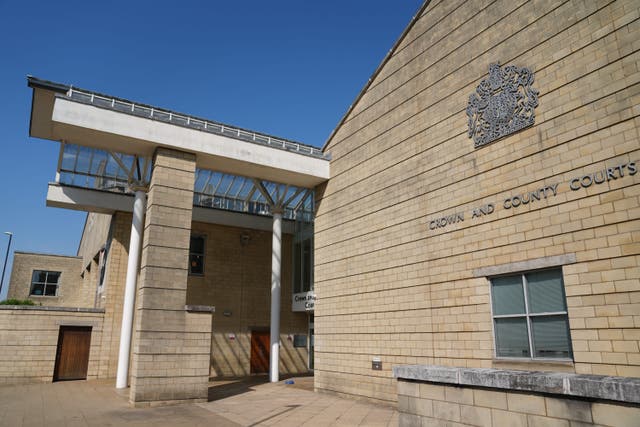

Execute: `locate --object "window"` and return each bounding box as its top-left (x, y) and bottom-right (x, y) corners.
top-left (30, 270), bottom-right (61, 296)
top-left (98, 247), bottom-right (108, 288)
top-left (293, 334), bottom-right (307, 348)
top-left (490, 269), bottom-right (572, 359)
top-left (189, 235), bottom-right (205, 275)
top-left (293, 237), bottom-right (313, 294)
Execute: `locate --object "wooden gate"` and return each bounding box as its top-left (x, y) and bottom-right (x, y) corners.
top-left (53, 326), bottom-right (92, 381)
top-left (250, 330), bottom-right (270, 374)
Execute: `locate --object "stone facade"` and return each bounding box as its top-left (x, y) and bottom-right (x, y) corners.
top-left (95, 212), bottom-right (132, 379)
top-left (129, 148), bottom-right (212, 406)
top-left (315, 0), bottom-right (640, 404)
top-left (187, 221), bottom-right (309, 377)
top-left (77, 212), bottom-right (112, 269)
top-left (7, 252), bottom-right (91, 307)
top-left (395, 366), bottom-right (640, 427)
top-left (0, 306), bottom-right (104, 384)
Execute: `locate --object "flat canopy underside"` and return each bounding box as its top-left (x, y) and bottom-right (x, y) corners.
top-left (46, 183), bottom-right (296, 234)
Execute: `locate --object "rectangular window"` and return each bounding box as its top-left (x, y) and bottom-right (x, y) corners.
top-left (189, 235), bottom-right (205, 275)
top-left (490, 269), bottom-right (572, 360)
top-left (293, 334), bottom-right (307, 348)
top-left (30, 270), bottom-right (61, 296)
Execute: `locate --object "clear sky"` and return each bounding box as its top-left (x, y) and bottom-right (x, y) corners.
top-left (0, 0), bottom-right (423, 299)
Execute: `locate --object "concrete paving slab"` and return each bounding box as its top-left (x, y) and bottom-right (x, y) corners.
top-left (0, 376), bottom-right (398, 427)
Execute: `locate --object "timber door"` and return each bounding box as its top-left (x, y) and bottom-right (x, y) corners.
top-left (53, 326), bottom-right (92, 381)
top-left (250, 330), bottom-right (270, 374)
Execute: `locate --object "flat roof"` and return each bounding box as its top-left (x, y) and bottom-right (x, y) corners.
top-left (28, 76), bottom-right (330, 188)
top-left (28, 76), bottom-right (328, 160)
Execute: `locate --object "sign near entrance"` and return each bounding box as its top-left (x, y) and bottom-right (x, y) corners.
top-left (293, 291), bottom-right (315, 312)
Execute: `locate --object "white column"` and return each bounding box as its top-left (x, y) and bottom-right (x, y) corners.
top-left (116, 190), bottom-right (146, 389)
top-left (270, 210), bottom-right (282, 383)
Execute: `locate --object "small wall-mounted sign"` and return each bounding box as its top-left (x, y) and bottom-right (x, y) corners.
top-left (223, 310), bottom-right (232, 317)
top-left (292, 291), bottom-right (316, 312)
top-left (372, 357), bottom-right (382, 371)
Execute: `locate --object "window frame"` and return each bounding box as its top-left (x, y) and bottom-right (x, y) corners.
top-left (188, 234), bottom-right (206, 276)
top-left (30, 270), bottom-right (62, 297)
top-left (489, 268), bottom-right (573, 362)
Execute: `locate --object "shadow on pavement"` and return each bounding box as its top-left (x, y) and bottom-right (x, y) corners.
top-left (208, 374), bottom-right (314, 401)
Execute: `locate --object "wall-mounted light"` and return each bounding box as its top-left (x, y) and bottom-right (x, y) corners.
top-left (372, 357), bottom-right (382, 370)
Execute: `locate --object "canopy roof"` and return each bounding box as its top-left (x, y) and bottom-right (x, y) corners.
top-left (28, 76), bottom-right (330, 188)
top-left (58, 143), bottom-right (314, 221)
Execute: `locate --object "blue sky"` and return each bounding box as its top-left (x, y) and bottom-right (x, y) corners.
top-left (0, 0), bottom-right (423, 298)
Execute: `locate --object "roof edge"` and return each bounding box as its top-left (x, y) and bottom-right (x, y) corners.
top-left (322, 0), bottom-right (432, 152)
top-left (27, 76), bottom-right (324, 155)
top-left (27, 75), bottom-right (70, 93)
top-left (14, 251), bottom-right (82, 259)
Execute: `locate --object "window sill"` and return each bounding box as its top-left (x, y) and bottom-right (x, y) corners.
top-left (29, 295), bottom-right (59, 298)
top-left (492, 358), bottom-right (575, 373)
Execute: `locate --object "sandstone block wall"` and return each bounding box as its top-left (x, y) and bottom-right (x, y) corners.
top-left (95, 212), bottom-right (132, 379)
top-left (316, 0), bottom-right (640, 403)
top-left (77, 212), bottom-right (112, 269)
top-left (397, 379), bottom-right (640, 427)
top-left (7, 252), bottom-right (91, 307)
top-left (129, 148), bottom-right (211, 405)
top-left (0, 306), bottom-right (104, 384)
top-left (187, 222), bottom-right (309, 377)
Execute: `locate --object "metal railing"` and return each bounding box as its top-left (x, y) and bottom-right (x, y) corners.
top-left (65, 87), bottom-right (329, 160)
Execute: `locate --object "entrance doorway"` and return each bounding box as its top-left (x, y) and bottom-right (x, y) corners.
top-left (53, 326), bottom-right (92, 381)
top-left (250, 330), bottom-right (270, 374)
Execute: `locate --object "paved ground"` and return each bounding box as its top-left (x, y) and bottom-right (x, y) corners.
top-left (0, 376), bottom-right (398, 426)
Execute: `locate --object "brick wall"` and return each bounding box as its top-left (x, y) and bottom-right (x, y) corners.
top-left (7, 252), bottom-right (92, 308)
top-left (0, 306), bottom-right (104, 384)
top-left (316, 0), bottom-right (640, 403)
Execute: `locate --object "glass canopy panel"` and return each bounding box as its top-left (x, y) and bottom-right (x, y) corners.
top-left (58, 143), bottom-right (151, 194)
top-left (56, 144), bottom-right (315, 222)
top-left (193, 169), bottom-right (314, 222)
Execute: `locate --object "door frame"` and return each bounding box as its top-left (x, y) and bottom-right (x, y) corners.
top-left (250, 329), bottom-right (270, 374)
top-left (53, 325), bottom-right (93, 382)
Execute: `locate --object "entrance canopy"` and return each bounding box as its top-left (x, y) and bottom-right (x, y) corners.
top-left (50, 142), bottom-right (315, 226)
top-left (28, 77), bottom-right (330, 188)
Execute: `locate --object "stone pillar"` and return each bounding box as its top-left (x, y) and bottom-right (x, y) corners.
top-left (129, 148), bottom-right (211, 406)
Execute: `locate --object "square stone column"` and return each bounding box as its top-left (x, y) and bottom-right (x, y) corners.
top-left (129, 148), bottom-right (212, 406)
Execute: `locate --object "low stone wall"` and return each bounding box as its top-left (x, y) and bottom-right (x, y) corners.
top-left (394, 365), bottom-right (640, 427)
top-left (0, 306), bottom-right (104, 385)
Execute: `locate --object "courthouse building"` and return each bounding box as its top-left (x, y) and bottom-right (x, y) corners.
top-left (2, 0), bottom-right (640, 424)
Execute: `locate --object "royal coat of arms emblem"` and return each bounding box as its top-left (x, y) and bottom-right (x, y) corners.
top-left (466, 63), bottom-right (539, 148)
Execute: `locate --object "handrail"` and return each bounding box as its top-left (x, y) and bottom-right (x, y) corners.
top-left (65, 87), bottom-right (329, 160)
